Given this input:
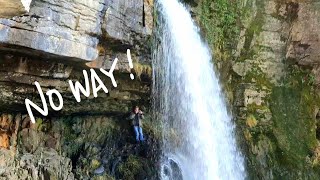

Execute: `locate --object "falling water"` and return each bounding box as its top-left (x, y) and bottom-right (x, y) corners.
top-left (152, 0), bottom-right (246, 179)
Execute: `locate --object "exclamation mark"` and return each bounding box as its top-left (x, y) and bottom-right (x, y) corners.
top-left (127, 49), bottom-right (134, 80)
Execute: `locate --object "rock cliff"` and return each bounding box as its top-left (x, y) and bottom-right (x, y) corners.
top-left (196, 0), bottom-right (320, 179)
top-left (0, 0), bottom-right (158, 179)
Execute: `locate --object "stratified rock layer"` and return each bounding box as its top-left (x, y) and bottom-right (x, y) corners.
top-left (0, 0), bottom-right (153, 64)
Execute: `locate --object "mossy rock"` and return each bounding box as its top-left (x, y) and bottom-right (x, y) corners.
top-left (270, 87), bottom-right (317, 167)
top-left (91, 159), bottom-right (101, 170)
top-left (117, 155), bottom-right (153, 180)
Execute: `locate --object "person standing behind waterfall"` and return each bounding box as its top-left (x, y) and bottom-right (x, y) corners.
top-left (129, 106), bottom-right (145, 142)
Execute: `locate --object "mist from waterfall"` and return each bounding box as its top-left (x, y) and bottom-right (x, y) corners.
top-left (152, 0), bottom-right (246, 179)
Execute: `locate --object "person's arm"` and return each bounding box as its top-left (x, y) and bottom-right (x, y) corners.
top-left (129, 112), bottom-right (135, 120)
top-left (139, 111), bottom-right (144, 119)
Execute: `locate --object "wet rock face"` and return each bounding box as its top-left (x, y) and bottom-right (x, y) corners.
top-left (0, 0), bottom-right (153, 62)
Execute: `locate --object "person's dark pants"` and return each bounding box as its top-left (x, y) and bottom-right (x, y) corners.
top-left (133, 126), bottom-right (144, 142)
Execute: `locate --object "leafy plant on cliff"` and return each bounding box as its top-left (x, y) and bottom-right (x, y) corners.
top-left (197, 0), bottom-right (239, 62)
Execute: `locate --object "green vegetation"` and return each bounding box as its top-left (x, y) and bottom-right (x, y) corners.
top-left (196, 0), bottom-right (239, 62)
top-left (243, 64), bottom-right (320, 178)
top-left (270, 87), bottom-right (315, 165)
top-left (118, 155), bottom-right (152, 180)
top-left (60, 116), bottom-right (83, 158)
top-left (268, 83), bottom-right (320, 178)
top-left (133, 62), bottom-right (152, 79)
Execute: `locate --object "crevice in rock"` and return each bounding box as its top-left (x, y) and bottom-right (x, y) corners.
top-left (142, 0), bottom-right (146, 27)
top-left (316, 110), bottom-right (320, 140)
top-left (285, 2), bottom-right (299, 22)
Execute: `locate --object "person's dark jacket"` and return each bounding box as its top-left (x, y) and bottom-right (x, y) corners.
top-left (129, 112), bottom-right (144, 126)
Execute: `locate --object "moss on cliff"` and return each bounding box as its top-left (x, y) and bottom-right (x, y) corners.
top-left (196, 0), bottom-right (239, 63)
top-left (118, 155), bottom-right (153, 180)
top-left (266, 90), bottom-right (320, 179)
top-left (270, 87), bottom-right (314, 165)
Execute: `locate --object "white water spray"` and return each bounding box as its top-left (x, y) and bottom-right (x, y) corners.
top-left (152, 0), bottom-right (246, 179)
top-left (21, 0), bottom-right (32, 12)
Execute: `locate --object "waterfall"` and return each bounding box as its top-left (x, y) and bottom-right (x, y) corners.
top-left (152, 0), bottom-right (246, 179)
